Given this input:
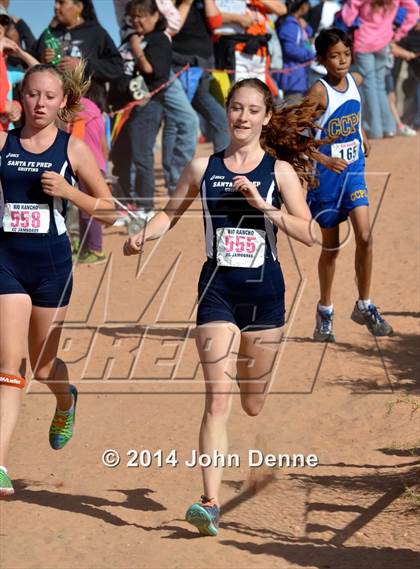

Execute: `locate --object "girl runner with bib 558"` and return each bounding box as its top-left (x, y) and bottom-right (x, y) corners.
top-left (0, 62), bottom-right (116, 497)
top-left (307, 28), bottom-right (393, 342)
top-left (124, 78), bottom-right (319, 536)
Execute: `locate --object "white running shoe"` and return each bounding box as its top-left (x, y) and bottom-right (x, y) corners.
top-left (313, 306), bottom-right (335, 342)
top-left (397, 124), bottom-right (417, 137)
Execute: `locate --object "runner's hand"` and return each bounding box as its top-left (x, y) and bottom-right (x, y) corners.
top-left (123, 234), bottom-right (143, 256)
top-left (324, 156), bottom-right (348, 173)
top-left (232, 175), bottom-right (266, 211)
top-left (41, 171), bottom-right (72, 199)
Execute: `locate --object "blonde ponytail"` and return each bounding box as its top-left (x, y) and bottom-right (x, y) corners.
top-left (21, 61), bottom-right (91, 123)
top-left (58, 59), bottom-right (91, 122)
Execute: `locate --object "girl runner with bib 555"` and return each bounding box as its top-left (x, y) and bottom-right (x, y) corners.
top-left (123, 78), bottom-right (320, 536)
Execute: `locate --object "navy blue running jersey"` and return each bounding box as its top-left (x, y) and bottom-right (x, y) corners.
top-left (197, 151), bottom-right (285, 330)
top-left (0, 128), bottom-right (76, 237)
top-left (200, 151), bottom-right (282, 266)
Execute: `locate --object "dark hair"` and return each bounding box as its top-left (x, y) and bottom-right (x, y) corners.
top-left (226, 78), bottom-right (323, 187)
top-left (370, 0), bottom-right (394, 11)
top-left (83, 81), bottom-right (107, 112)
top-left (287, 0), bottom-right (309, 15)
top-left (72, 0), bottom-right (98, 23)
top-left (315, 28), bottom-right (352, 58)
top-left (129, 0), bottom-right (167, 32)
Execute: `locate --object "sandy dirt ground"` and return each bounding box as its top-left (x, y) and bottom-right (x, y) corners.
top-left (1, 136), bottom-right (419, 569)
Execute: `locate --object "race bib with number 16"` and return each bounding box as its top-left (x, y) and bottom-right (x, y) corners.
top-left (331, 139), bottom-right (360, 163)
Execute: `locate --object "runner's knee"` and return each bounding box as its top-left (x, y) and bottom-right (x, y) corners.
top-left (241, 398), bottom-right (264, 417)
top-left (205, 393), bottom-right (231, 418)
top-left (355, 230), bottom-right (372, 248)
top-left (320, 247), bottom-right (340, 261)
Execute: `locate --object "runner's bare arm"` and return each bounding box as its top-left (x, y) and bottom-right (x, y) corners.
top-left (231, 162), bottom-right (314, 246)
top-left (259, 0), bottom-right (287, 16)
top-left (0, 131), bottom-right (7, 152)
top-left (271, 160), bottom-right (313, 245)
top-left (306, 81), bottom-right (348, 173)
top-left (41, 136), bottom-right (117, 225)
top-left (351, 71), bottom-right (363, 86)
top-left (123, 157), bottom-right (208, 256)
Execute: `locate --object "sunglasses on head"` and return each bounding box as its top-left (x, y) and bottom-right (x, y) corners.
top-left (0, 15), bottom-right (10, 26)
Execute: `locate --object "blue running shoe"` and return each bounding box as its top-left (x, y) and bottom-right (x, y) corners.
top-left (49, 385), bottom-right (78, 450)
top-left (351, 303), bottom-right (393, 336)
top-left (313, 306), bottom-right (335, 342)
top-left (185, 498), bottom-right (220, 536)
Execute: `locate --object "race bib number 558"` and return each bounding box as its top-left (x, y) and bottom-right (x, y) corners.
top-left (216, 227), bottom-right (266, 268)
top-left (3, 203), bottom-right (50, 233)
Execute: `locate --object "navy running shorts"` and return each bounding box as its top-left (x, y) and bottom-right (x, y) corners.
top-left (0, 232), bottom-right (73, 307)
top-left (196, 260), bottom-right (285, 332)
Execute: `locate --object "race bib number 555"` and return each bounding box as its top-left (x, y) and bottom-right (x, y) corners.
top-left (3, 203), bottom-right (50, 233)
top-left (216, 227), bottom-right (266, 268)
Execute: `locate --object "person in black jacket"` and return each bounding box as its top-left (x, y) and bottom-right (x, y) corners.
top-left (35, 0), bottom-right (124, 104)
top-left (0, 0), bottom-right (36, 53)
top-left (112, 0), bottom-right (172, 215)
top-left (169, 0), bottom-right (229, 152)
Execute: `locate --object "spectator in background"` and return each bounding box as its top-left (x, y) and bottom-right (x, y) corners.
top-left (306, 0), bottom-right (341, 35)
top-left (276, 0), bottom-right (314, 98)
top-left (111, 0), bottom-right (172, 216)
top-left (71, 92), bottom-right (109, 265)
top-left (113, 0), bottom-right (198, 198)
top-left (385, 41), bottom-right (417, 135)
top-left (398, 19), bottom-right (420, 129)
top-left (0, 0), bottom-right (36, 53)
top-left (341, 0), bottom-right (419, 139)
top-left (214, 0), bottom-right (287, 89)
top-left (306, 0), bottom-right (341, 84)
top-left (35, 0), bottom-right (124, 105)
top-left (0, 7), bottom-right (38, 131)
top-left (169, 0), bottom-right (229, 153)
top-left (114, 0), bottom-right (182, 34)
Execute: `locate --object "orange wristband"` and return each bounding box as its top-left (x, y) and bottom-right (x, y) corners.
top-left (0, 373), bottom-right (26, 389)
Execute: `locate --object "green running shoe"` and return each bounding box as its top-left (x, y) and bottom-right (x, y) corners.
top-left (185, 499), bottom-right (220, 536)
top-left (77, 250), bottom-right (106, 266)
top-left (49, 385), bottom-right (78, 450)
top-left (0, 468), bottom-right (14, 497)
